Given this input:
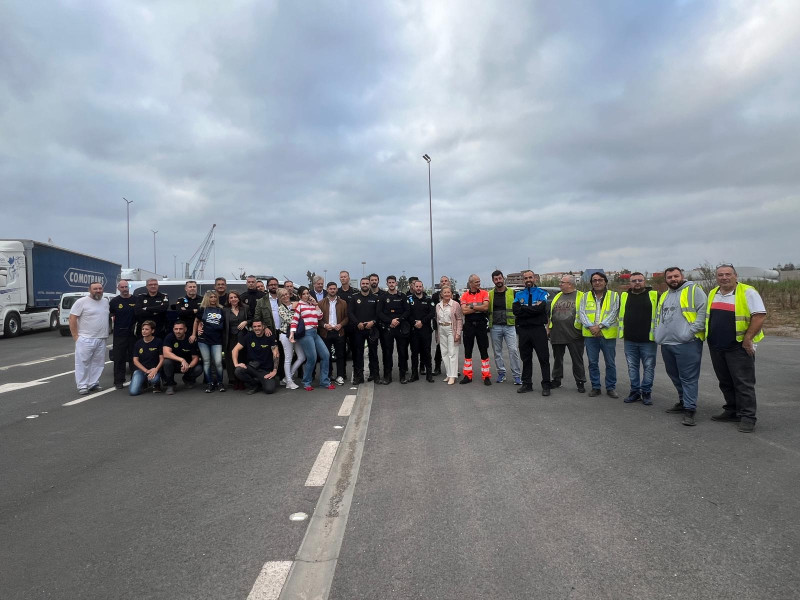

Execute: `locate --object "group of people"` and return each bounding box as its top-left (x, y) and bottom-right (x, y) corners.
top-left (68, 264), bottom-right (765, 431)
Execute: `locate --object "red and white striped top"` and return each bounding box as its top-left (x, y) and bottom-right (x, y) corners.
top-left (290, 302), bottom-right (322, 333)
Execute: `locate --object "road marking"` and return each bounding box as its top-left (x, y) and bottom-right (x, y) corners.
top-left (0, 352), bottom-right (76, 371)
top-left (63, 381), bottom-right (127, 406)
top-left (0, 381), bottom-right (49, 394)
top-left (247, 561), bottom-right (293, 600)
top-left (338, 394), bottom-right (356, 416)
top-left (304, 441), bottom-right (340, 487)
top-left (279, 382), bottom-right (374, 599)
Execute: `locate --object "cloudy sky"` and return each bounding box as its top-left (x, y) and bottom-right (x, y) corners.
top-left (2, 0), bottom-right (798, 287)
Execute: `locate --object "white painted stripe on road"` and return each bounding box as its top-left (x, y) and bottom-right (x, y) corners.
top-left (0, 381), bottom-right (49, 394)
top-left (0, 352), bottom-right (76, 371)
top-left (63, 380), bottom-right (127, 406)
top-left (338, 394), bottom-right (356, 416)
top-left (304, 441), bottom-right (339, 487)
top-left (247, 561), bottom-right (292, 600)
top-left (37, 360), bottom-right (112, 382)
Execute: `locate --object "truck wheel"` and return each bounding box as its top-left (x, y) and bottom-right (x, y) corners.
top-left (49, 311), bottom-right (59, 331)
top-left (60, 327), bottom-right (71, 337)
top-left (4, 313), bottom-right (21, 338)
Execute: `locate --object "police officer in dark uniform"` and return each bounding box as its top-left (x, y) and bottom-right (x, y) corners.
top-left (338, 270), bottom-right (358, 363)
top-left (134, 278), bottom-right (169, 338)
top-left (431, 275), bottom-right (460, 376)
top-left (378, 275), bottom-right (410, 385)
top-left (240, 275), bottom-right (265, 324)
top-left (177, 280), bottom-right (201, 326)
top-left (109, 279), bottom-right (137, 389)
top-left (408, 279), bottom-right (436, 382)
top-left (348, 277), bottom-right (381, 384)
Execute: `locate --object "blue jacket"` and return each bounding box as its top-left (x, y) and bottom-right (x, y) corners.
top-left (512, 286), bottom-right (549, 327)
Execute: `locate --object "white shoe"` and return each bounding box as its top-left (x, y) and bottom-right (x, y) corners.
top-left (443, 377), bottom-right (449, 382)
top-left (286, 380), bottom-right (299, 390)
top-left (335, 376), bottom-right (345, 386)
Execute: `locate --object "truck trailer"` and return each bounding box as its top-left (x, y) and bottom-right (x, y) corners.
top-left (0, 239), bottom-right (121, 338)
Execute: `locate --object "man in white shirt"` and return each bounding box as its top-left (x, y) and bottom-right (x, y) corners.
top-left (69, 282), bottom-right (110, 395)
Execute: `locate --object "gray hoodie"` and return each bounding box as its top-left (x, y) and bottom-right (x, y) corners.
top-left (654, 281), bottom-right (707, 345)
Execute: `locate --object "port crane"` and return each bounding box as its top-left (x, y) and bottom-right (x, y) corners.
top-left (184, 224), bottom-right (216, 280)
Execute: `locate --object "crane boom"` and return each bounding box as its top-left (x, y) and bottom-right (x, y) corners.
top-left (185, 224), bottom-right (216, 279)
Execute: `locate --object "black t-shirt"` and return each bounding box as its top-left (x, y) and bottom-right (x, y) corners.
top-left (241, 332), bottom-right (276, 371)
top-left (134, 337), bottom-right (162, 369)
top-left (623, 291), bottom-right (655, 343)
top-left (176, 296), bottom-right (201, 326)
top-left (707, 311), bottom-right (737, 351)
top-left (110, 294), bottom-right (138, 335)
top-left (163, 333), bottom-right (199, 362)
top-left (197, 307), bottom-right (225, 345)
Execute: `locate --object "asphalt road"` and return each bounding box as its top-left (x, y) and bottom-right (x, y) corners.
top-left (1, 330), bottom-right (798, 599)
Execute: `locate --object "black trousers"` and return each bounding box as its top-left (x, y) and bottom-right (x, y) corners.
top-left (352, 329), bottom-right (379, 379)
top-left (462, 320), bottom-right (489, 360)
top-left (551, 338), bottom-right (586, 385)
top-left (709, 343), bottom-right (757, 422)
top-left (234, 365), bottom-right (278, 394)
top-left (324, 334), bottom-right (346, 379)
top-left (381, 328), bottom-right (409, 377)
top-left (519, 325), bottom-right (551, 387)
top-left (343, 325), bottom-right (357, 361)
top-left (112, 334), bottom-right (135, 385)
top-left (410, 327), bottom-right (432, 374)
top-left (163, 359), bottom-right (203, 386)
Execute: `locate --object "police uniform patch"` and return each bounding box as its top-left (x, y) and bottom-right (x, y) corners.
top-left (357, 298), bottom-right (361, 304)
top-left (139, 348), bottom-right (143, 354)
top-left (143, 299), bottom-right (148, 304)
top-left (251, 342), bottom-right (256, 348)
top-left (118, 303), bottom-right (123, 309)
top-left (174, 343), bottom-right (179, 348)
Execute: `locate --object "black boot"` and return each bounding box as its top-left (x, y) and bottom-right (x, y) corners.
top-left (432, 365), bottom-right (442, 376)
top-left (409, 370), bottom-right (419, 382)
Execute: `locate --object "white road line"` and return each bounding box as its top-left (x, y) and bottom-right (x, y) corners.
top-left (0, 381), bottom-right (49, 394)
top-left (338, 394), bottom-right (356, 417)
top-left (247, 561), bottom-right (292, 600)
top-left (0, 352), bottom-right (76, 371)
top-left (304, 441), bottom-right (340, 487)
top-left (38, 360), bottom-right (112, 382)
top-left (63, 380), bottom-right (127, 406)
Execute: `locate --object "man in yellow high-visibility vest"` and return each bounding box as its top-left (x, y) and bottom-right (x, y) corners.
top-left (706, 264), bottom-right (766, 433)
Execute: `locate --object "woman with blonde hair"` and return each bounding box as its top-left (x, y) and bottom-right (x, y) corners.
top-left (435, 286), bottom-right (464, 384)
top-left (276, 288), bottom-right (304, 389)
top-left (192, 290), bottom-right (226, 392)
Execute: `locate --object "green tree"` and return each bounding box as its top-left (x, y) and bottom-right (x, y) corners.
top-left (398, 274), bottom-right (409, 293)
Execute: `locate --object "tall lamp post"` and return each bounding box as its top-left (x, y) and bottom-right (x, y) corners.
top-left (422, 154), bottom-right (434, 291)
top-left (151, 230), bottom-right (158, 274)
top-left (361, 261), bottom-right (366, 277)
top-left (123, 197), bottom-right (133, 268)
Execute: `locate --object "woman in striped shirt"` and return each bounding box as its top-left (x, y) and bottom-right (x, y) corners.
top-left (289, 286), bottom-right (334, 391)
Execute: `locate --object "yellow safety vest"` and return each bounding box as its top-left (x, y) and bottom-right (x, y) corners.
top-left (618, 290), bottom-right (658, 341)
top-left (705, 284), bottom-right (765, 343)
top-left (656, 284), bottom-right (706, 341)
top-left (577, 290), bottom-right (619, 339)
top-left (548, 290), bottom-right (583, 329)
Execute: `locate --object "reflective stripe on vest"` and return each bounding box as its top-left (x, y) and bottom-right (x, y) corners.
top-left (656, 284), bottom-right (706, 341)
top-left (618, 290), bottom-right (658, 341)
top-left (705, 284), bottom-right (765, 343)
top-left (578, 290), bottom-right (619, 339)
top-left (549, 290), bottom-right (583, 329)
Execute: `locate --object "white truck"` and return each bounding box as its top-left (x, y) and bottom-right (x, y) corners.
top-left (0, 239), bottom-right (120, 338)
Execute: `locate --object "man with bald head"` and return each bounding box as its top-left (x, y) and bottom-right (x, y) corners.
top-left (460, 274), bottom-right (492, 385)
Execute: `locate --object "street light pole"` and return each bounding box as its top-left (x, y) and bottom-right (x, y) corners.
top-left (151, 230), bottom-right (158, 274)
top-left (123, 197), bottom-right (133, 268)
top-left (422, 154), bottom-right (434, 291)
top-left (361, 261), bottom-right (366, 277)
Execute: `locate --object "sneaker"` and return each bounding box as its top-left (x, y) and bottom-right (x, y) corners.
top-left (78, 388), bottom-right (89, 395)
top-left (247, 386), bottom-right (259, 395)
top-left (550, 380), bottom-right (562, 389)
top-left (304, 386), bottom-right (314, 391)
top-left (165, 386), bottom-right (175, 395)
top-left (682, 411), bottom-right (696, 426)
top-left (607, 389), bottom-right (619, 399)
top-left (152, 384), bottom-right (162, 394)
top-left (711, 411), bottom-right (741, 422)
top-left (577, 382), bottom-right (585, 393)
top-left (459, 376), bottom-right (472, 384)
top-left (114, 384), bottom-right (124, 390)
top-left (205, 385), bottom-right (214, 393)
top-left (513, 376), bottom-right (522, 385)
top-left (326, 384), bottom-right (336, 390)
top-left (217, 385), bottom-right (226, 392)
top-left (89, 384), bottom-right (102, 392)
top-left (483, 377), bottom-right (492, 386)
top-left (665, 402), bottom-right (684, 413)
top-left (623, 391), bottom-right (640, 404)
top-left (496, 371), bottom-right (506, 384)
top-left (588, 388), bottom-right (601, 397)
top-left (517, 384), bottom-right (533, 394)
top-left (641, 392), bottom-right (652, 406)
top-left (738, 420), bottom-right (755, 433)
top-left (279, 378), bottom-right (287, 387)
top-left (286, 380), bottom-right (299, 390)
top-left (335, 376), bottom-right (345, 386)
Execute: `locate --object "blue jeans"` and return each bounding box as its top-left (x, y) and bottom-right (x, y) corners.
top-left (198, 342), bottom-right (223, 385)
top-left (297, 329), bottom-right (331, 388)
top-left (623, 340), bottom-right (657, 394)
top-left (584, 336), bottom-right (617, 390)
top-left (660, 339), bottom-right (703, 411)
top-left (490, 325), bottom-right (522, 377)
top-left (129, 369), bottom-right (161, 396)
